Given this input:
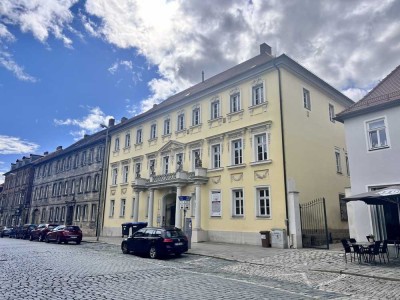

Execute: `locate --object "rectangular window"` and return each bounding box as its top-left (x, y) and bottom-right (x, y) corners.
top-left (232, 139), bottom-right (243, 165)
top-left (164, 119), bottom-right (171, 135)
top-left (345, 153), bottom-right (350, 176)
top-left (79, 178), bottom-right (84, 193)
top-left (163, 156), bottom-right (169, 174)
top-left (177, 114), bottom-right (185, 131)
top-left (192, 108), bottom-right (200, 126)
top-left (120, 199), bottom-right (126, 217)
top-left (149, 159), bottom-right (156, 175)
top-left (55, 207), bottom-right (60, 221)
top-left (114, 137), bottom-right (120, 151)
top-left (82, 205), bottom-right (88, 221)
top-left (230, 93), bottom-right (241, 113)
top-left (211, 100), bottom-right (220, 120)
top-left (192, 150), bottom-right (200, 171)
top-left (49, 208), bottom-right (54, 222)
top-left (303, 88), bottom-right (311, 110)
top-left (150, 124), bottom-right (157, 139)
top-left (71, 180), bottom-right (75, 195)
top-left (90, 204), bottom-right (97, 222)
top-left (329, 104), bottom-right (335, 122)
top-left (86, 177), bottom-right (91, 192)
top-left (257, 187), bottom-right (270, 217)
top-left (211, 144), bottom-right (221, 169)
top-left (93, 175), bottom-right (99, 191)
top-left (232, 189), bottom-right (244, 216)
top-left (125, 133), bottom-right (131, 148)
top-left (210, 191), bottom-right (221, 217)
top-left (112, 168), bottom-right (118, 185)
top-left (136, 129), bottom-right (143, 144)
top-left (75, 206), bottom-right (81, 221)
top-left (252, 84), bottom-right (264, 105)
top-left (335, 150), bottom-right (342, 174)
top-left (61, 207), bottom-right (65, 222)
top-left (109, 200), bottom-right (115, 217)
top-left (81, 152), bottom-right (87, 165)
top-left (339, 194), bottom-right (348, 221)
top-left (122, 165), bottom-right (129, 183)
top-left (135, 162), bottom-right (141, 178)
top-left (131, 198), bottom-right (135, 218)
top-left (88, 149), bottom-right (94, 163)
top-left (255, 133), bottom-right (268, 161)
top-left (367, 118), bottom-right (388, 150)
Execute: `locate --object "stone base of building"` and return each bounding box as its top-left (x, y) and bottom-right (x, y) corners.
top-left (191, 229), bottom-right (208, 242)
top-left (103, 226), bottom-right (122, 237)
top-left (208, 230), bottom-right (260, 245)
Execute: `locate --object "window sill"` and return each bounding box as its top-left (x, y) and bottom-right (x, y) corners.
top-left (110, 184), bottom-right (117, 188)
top-left (368, 146), bottom-right (390, 151)
top-left (256, 215), bottom-right (271, 219)
top-left (207, 167), bottom-right (224, 173)
top-left (227, 164), bottom-right (246, 170)
top-left (175, 129), bottom-right (186, 134)
top-left (162, 133), bottom-right (172, 138)
top-left (190, 123), bottom-right (202, 129)
top-left (148, 138), bottom-right (158, 142)
top-left (134, 142), bottom-right (143, 146)
top-left (249, 102), bottom-right (267, 110)
top-left (250, 160), bottom-right (272, 166)
top-left (120, 183), bottom-right (129, 187)
top-left (208, 116), bottom-right (223, 123)
top-left (231, 215), bottom-right (244, 218)
top-left (227, 109), bottom-right (244, 117)
top-left (123, 146), bottom-right (131, 150)
top-left (210, 215), bottom-right (222, 218)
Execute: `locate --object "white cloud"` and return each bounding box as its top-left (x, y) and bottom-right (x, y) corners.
top-left (0, 135), bottom-right (39, 154)
top-left (342, 88), bottom-right (370, 102)
top-left (84, 0), bottom-right (400, 112)
top-left (108, 59), bottom-right (133, 74)
top-left (54, 106), bottom-right (114, 140)
top-left (0, 51), bottom-right (37, 82)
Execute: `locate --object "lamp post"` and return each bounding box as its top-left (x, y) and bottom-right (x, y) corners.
top-left (96, 124), bottom-right (110, 241)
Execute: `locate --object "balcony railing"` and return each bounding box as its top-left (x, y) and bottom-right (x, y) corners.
top-left (152, 172), bottom-right (177, 182)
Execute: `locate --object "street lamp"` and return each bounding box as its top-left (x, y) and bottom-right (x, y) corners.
top-left (96, 123), bottom-right (110, 241)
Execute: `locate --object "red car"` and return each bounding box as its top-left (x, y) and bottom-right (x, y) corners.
top-left (30, 224), bottom-right (59, 242)
top-left (45, 225), bottom-right (82, 244)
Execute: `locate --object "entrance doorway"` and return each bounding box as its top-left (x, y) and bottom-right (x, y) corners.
top-left (162, 193), bottom-right (176, 227)
top-left (31, 209), bottom-right (40, 224)
top-left (66, 206), bottom-right (74, 225)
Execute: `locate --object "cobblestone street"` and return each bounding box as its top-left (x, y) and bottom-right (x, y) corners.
top-left (0, 238), bottom-right (399, 299)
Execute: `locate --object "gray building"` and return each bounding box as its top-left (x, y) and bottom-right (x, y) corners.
top-left (336, 65), bottom-right (400, 242)
top-left (30, 131), bottom-right (107, 236)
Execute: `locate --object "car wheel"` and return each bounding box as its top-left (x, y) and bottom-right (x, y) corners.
top-left (0, 234), bottom-right (3, 238)
top-left (56, 236), bottom-right (62, 244)
top-left (29, 235), bottom-right (33, 241)
top-left (38, 235), bottom-right (43, 242)
top-left (45, 236), bottom-right (50, 243)
top-left (149, 246), bottom-right (158, 259)
top-left (76, 240), bottom-right (81, 245)
top-left (121, 242), bottom-right (129, 254)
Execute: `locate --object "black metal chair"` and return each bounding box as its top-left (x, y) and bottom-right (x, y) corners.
top-left (349, 238), bottom-right (357, 244)
top-left (367, 241), bottom-right (382, 263)
top-left (341, 239), bottom-right (353, 263)
top-left (366, 235), bottom-right (375, 243)
top-left (351, 244), bottom-right (368, 263)
top-left (379, 240), bottom-right (389, 263)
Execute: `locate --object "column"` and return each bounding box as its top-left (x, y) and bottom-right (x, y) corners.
top-left (133, 190), bottom-right (140, 222)
top-left (288, 191), bottom-right (302, 249)
top-left (195, 184), bottom-right (201, 229)
top-left (175, 185), bottom-right (182, 228)
top-left (148, 189), bottom-right (154, 227)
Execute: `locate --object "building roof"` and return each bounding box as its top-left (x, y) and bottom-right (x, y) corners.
top-left (336, 65), bottom-right (400, 122)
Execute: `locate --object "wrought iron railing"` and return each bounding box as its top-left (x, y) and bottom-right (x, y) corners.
top-left (152, 172), bottom-right (177, 182)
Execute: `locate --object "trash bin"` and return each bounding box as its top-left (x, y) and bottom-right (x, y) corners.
top-left (260, 230), bottom-right (270, 248)
top-left (121, 222), bottom-right (148, 237)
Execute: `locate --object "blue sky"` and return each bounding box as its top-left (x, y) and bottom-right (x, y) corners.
top-left (1, 0), bottom-right (400, 183)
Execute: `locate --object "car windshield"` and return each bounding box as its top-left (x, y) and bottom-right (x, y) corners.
top-left (165, 230), bottom-right (185, 238)
top-left (65, 226), bottom-right (80, 231)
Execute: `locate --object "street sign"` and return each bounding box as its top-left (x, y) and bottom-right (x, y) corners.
top-left (179, 196), bottom-right (191, 201)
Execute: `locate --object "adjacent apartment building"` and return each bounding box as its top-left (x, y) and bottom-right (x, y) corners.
top-left (101, 44), bottom-right (353, 246)
top-left (29, 131), bottom-right (106, 236)
top-left (336, 65), bottom-right (400, 242)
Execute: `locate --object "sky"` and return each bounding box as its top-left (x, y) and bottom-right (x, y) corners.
top-left (1, 0), bottom-right (400, 183)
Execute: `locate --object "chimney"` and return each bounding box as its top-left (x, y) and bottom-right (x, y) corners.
top-left (84, 134), bottom-right (89, 139)
top-left (56, 146), bottom-right (63, 151)
top-left (43, 151), bottom-right (49, 156)
top-left (260, 43), bottom-right (272, 55)
top-left (108, 118), bottom-right (115, 127)
top-left (121, 117), bottom-right (128, 123)
top-left (202, 71), bottom-right (205, 82)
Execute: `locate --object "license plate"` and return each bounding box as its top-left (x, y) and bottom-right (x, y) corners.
top-left (175, 242), bottom-right (183, 246)
top-left (70, 236), bottom-right (77, 239)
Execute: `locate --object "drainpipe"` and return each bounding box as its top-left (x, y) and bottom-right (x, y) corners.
top-left (274, 61), bottom-right (290, 242)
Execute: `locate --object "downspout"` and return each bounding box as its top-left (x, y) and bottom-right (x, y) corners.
top-left (274, 61), bottom-right (290, 242)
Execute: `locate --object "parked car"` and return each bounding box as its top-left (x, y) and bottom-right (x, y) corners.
top-left (0, 226), bottom-right (14, 238)
top-left (17, 224), bottom-right (37, 239)
top-left (9, 225), bottom-right (22, 238)
top-left (45, 225), bottom-right (82, 244)
top-left (30, 224), bottom-right (59, 242)
top-left (121, 227), bottom-right (188, 259)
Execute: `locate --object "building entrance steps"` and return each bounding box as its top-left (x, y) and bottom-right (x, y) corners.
top-left (84, 236), bottom-right (400, 282)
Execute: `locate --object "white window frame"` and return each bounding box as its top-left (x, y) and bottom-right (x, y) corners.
top-left (177, 113), bottom-right (185, 131)
top-left (78, 178), bottom-right (84, 193)
top-left (303, 88), bottom-right (311, 110)
top-left (114, 137), bottom-right (120, 151)
top-left (211, 143), bottom-right (221, 169)
top-left (122, 165), bottom-right (129, 183)
top-left (192, 149), bottom-right (201, 171)
top-left (231, 139), bottom-right (243, 165)
top-left (120, 199), bottom-right (126, 217)
top-left (112, 168), bottom-right (118, 185)
top-left (254, 133), bottom-right (268, 162)
top-left (75, 206), bottom-right (81, 221)
top-left (82, 205), bottom-right (88, 221)
top-left (192, 107), bottom-right (200, 126)
top-left (366, 117), bottom-right (389, 150)
top-left (256, 186), bottom-right (271, 217)
top-left (163, 119), bottom-right (171, 135)
top-left (329, 104), bottom-right (335, 123)
top-left (125, 133), bottom-right (131, 148)
top-left (252, 84), bottom-right (264, 106)
top-left (109, 200), bottom-right (115, 218)
top-left (210, 100), bottom-right (220, 120)
top-left (91, 204), bottom-right (97, 221)
top-left (150, 124), bottom-right (157, 139)
top-left (135, 162), bottom-right (141, 178)
top-left (210, 190), bottom-right (222, 217)
top-left (232, 188), bottom-right (244, 217)
top-left (335, 150), bottom-right (342, 174)
top-left (163, 156), bottom-right (170, 174)
top-left (230, 93), bottom-right (241, 113)
top-left (136, 129), bottom-right (143, 144)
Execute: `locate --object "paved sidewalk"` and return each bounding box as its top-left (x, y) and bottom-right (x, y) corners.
top-left (84, 236), bottom-right (400, 281)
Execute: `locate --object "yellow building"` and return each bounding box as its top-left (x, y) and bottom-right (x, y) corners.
top-left (101, 44), bottom-right (353, 246)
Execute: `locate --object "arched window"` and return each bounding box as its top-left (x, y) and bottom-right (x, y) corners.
top-left (86, 176), bottom-right (91, 192)
top-left (64, 181), bottom-right (68, 195)
top-left (71, 180), bottom-right (75, 194)
top-left (79, 178), bottom-right (84, 193)
top-left (93, 174), bottom-right (100, 191)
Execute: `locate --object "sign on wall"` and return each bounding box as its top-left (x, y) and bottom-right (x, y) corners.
top-left (211, 191), bottom-right (221, 217)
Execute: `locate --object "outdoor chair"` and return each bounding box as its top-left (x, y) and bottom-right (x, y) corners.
top-left (395, 241), bottom-right (400, 258)
top-left (367, 241), bottom-right (382, 264)
top-left (341, 239), bottom-right (353, 263)
top-left (366, 235), bottom-right (375, 243)
top-left (349, 238), bottom-right (357, 244)
top-left (351, 244), bottom-right (367, 263)
top-left (379, 240), bottom-right (389, 263)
